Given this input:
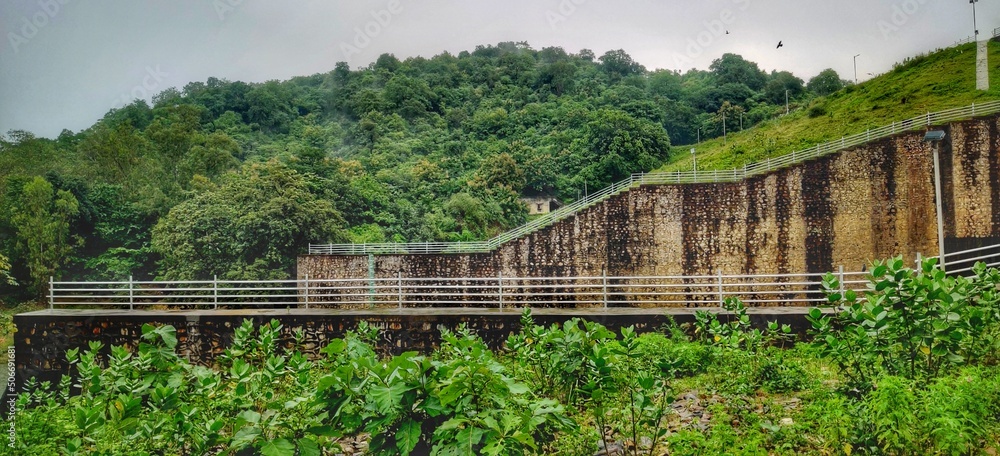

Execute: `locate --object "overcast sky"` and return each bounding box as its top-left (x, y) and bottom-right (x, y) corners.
top-left (0, 0), bottom-right (995, 138)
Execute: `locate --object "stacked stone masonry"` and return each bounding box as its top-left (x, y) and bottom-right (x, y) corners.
top-left (299, 115), bottom-right (1000, 306)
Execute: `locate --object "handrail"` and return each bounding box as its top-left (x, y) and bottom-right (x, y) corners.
top-left (47, 242), bottom-right (1000, 310)
top-left (311, 100), bottom-right (1000, 256)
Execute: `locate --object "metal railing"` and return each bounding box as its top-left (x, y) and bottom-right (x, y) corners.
top-left (942, 243), bottom-right (1000, 275)
top-left (47, 243), bottom-right (1000, 311)
top-left (48, 271), bottom-right (865, 310)
top-left (311, 100), bottom-right (1000, 256)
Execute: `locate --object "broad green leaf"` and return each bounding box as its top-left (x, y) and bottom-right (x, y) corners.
top-left (306, 425), bottom-right (341, 437)
top-left (396, 419), bottom-right (421, 455)
top-left (230, 426), bottom-right (261, 449)
top-left (259, 438), bottom-right (296, 456)
top-left (297, 438), bottom-right (321, 456)
top-left (370, 382), bottom-right (407, 413)
top-left (236, 410), bottom-right (261, 427)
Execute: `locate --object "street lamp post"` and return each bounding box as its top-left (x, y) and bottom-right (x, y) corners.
top-left (971, 0), bottom-right (988, 91)
top-left (924, 130), bottom-right (947, 271)
top-left (971, 0), bottom-right (979, 38)
top-left (853, 54), bottom-right (860, 84)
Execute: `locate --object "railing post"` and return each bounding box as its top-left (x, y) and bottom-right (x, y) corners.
top-left (129, 275), bottom-right (134, 311)
top-left (838, 266), bottom-right (845, 297)
top-left (838, 266), bottom-right (846, 310)
top-left (717, 269), bottom-right (724, 306)
top-left (304, 274), bottom-right (310, 309)
top-left (926, 112), bottom-right (930, 126)
top-left (972, 102), bottom-right (975, 116)
top-left (498, 270), bottom-right (503, 312)
top-left (213, 275), bottom-right (218, 310)
top-left (398, 271), bottom-right (403, 310)
top-left (602, 267), bottom-right (608, 310)
top-left (368, 254), bottom-right (376, 307)
top-left (49, 276), bottom-right (54, 310)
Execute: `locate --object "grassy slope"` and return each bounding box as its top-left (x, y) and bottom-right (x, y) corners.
top-left (659, 40), bottom-right (1000, 173)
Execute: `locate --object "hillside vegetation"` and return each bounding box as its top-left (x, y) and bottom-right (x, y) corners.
top-left (0, 40), bottom-right (991, 300)
top-left (661, 40), bottom-right (1000, 173)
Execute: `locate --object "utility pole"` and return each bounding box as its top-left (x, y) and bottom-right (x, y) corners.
top-left (785, 90), bottom-right (789, 115)
top-left (853, 54), bottom-right (860, 84)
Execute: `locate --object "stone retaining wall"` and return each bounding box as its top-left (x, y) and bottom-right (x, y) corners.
top-left (300, 116), bottom-right (1000, 305)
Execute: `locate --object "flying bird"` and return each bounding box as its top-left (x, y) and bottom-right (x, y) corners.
top-left (726, 30), bottom-right (730, 34)
top-left (776, 41), bottom-right (783, 49)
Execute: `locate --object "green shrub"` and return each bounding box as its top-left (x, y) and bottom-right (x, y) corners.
top-left (808, 103), bottom-right (827, 118)
top-left (633, 332), bottom-right (714, 378)
top-left (809, 258), bottom-right (1000, 389)
top-left (756, 350), bottom-right (809, 393)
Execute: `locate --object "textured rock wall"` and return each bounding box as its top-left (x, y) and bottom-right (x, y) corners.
top-left (299, 115), bottom-right (1000, 305)
top-left (14, 311), bottom-right (695, 388)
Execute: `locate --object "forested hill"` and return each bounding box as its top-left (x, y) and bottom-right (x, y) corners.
top-left (0, 42), bottom-right (852, 297)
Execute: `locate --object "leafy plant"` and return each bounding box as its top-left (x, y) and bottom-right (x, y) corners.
top-left (809, 258), bottom-right (1000, 389)
top-left (506, 309), bottom-right (617, 405)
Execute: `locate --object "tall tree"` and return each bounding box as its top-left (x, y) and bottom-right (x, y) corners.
top-left (807, 68), bottom-right (846, 96)
top-left (765, 71), bottom-right (805, 105)
top-left (11, 177), bottom-right (80, 294)
top-left (709, 53), bottom-right (767, 91)
top-left (599, 49), bottom-right (646, 81)
top-left (584, 109), bottom-right (671, 186)
top-left (151, 161), bottom-right (345, 280)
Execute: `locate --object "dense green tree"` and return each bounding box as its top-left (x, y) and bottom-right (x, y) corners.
top-left (538, 61), bottom-right (577, 95)
top-left (764, 71), bottom-right (804, 106)
top-left (807, 69), bottom-right (846, 96)
top-left (78, 122), bottom-right (149, 190)
top-left (11, 177), bottom-right (80, 294)
top-left (0, 253), bottom-right (13, 286)
top-left (648, 70), bottom-right (683, 100)
top-left (710, 53), bottom-right (767, 91)
top-left (151, 161), bottom-right (345, 280)
top-left (599, 49), bottom-right (646, 81)
top-left (583, 109), bottom-right (671, 186)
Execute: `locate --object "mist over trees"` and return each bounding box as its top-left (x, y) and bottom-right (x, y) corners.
top-left (0, 42), bottom-right (843, 296)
